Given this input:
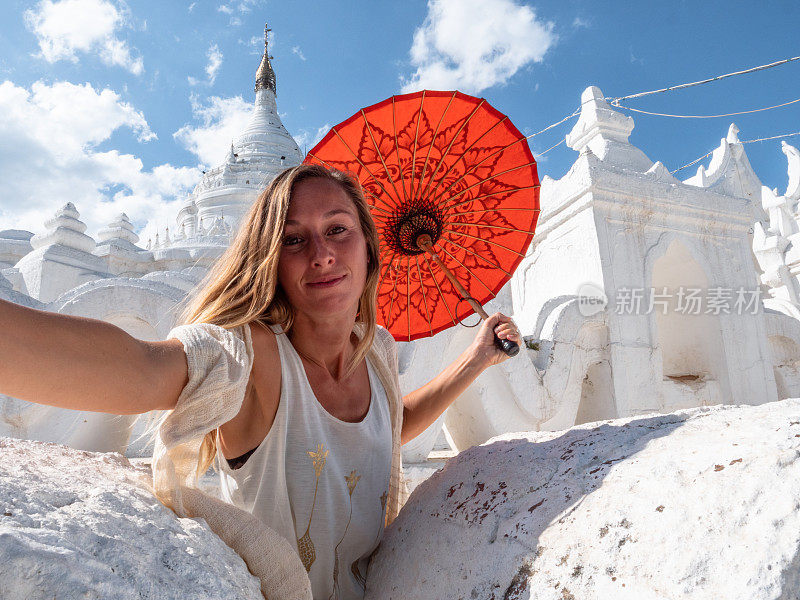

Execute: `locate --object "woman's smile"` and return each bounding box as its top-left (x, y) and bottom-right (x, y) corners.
top-left (306, 274), bottom-right (347, 288)
top-left (277, 177), bottom-right (369, 321)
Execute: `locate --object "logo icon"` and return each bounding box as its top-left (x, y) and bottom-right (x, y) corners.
top-left (577, 282), bottom-right (607, 317)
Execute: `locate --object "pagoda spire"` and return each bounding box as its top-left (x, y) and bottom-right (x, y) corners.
top-left (254, 23), bottom-right (276, 95)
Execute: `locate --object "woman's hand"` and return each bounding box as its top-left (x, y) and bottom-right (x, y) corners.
top-left (465, 312), bottom-right (522, 370)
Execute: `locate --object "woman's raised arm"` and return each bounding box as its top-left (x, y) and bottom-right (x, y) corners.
top-left (0, 298), bottom-right (188, 415)
top-left (400, 312), bottom-right (521, 444)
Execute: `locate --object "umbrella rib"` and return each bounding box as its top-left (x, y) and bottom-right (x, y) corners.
top-left (436, 242), bottom-right (495, 296)
top-left (363, 191), bottom-right (393, 215)
top-left (416, 99), bottom-right (486, 205)
top-left (414, 91), bottom-right (458, 205)
top-left (392, 96), bottom-right (409, 202)
top-left (446, 220), bottom-right (539, 234)
top-left (457, 206), bottom-right (542, 215)
top-left (329, 127), bottom-right (398, 213)
top-left (361, 109), bottom-right (406, 206)
top-left (379, 249), bottom-right (400, 280)
top-left (429, 134), bottom-right (533, 208)
top-left (440, 236), bottom-right (513, 277)
top-left (442, 228), bottom-right (527, 258)
top-left (423, 115), bottom-right (508, 206)
top-left (421, 253), bottom-right (458, 328)
top-left (414, 256), bottom-right (434, 337)
top-left (410, 91), bottom-right (426, 202)
top-left (445, 182), bottom-right (541, 212)
top-left (435, 162), bottom-right (540, 209)
top-left (382, 253), bottom-right (403, 334)
top-left (307, 151), bottom-right (392, 215)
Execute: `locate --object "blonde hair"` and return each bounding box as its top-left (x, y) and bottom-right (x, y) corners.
top-left (151, 164), bottom-right (380, 477)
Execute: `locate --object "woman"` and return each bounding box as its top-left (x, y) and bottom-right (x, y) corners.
top-left (0, 164), bottom-right (521, 600)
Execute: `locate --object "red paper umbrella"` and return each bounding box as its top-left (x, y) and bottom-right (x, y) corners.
top-left (305, 90), bottom-right (540, 353)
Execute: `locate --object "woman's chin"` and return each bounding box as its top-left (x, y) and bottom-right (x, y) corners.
top-left (295, 298), bottom-right (360, 323)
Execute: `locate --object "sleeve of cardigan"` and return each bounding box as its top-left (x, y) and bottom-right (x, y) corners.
top-left (374, 325), bottom-right (399, 378)
top-left (158, 322), bottom-right (254, 448)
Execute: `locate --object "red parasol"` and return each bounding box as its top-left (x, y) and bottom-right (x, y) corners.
top-left (305, 90), bottom-right (540, 355)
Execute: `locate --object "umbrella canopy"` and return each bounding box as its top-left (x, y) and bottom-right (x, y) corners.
top-left (305, 90), bottom-right (540, 342)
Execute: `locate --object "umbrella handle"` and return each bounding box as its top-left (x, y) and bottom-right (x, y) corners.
top-left (494, 335), bottom-right (520, 357)
top-left (417, 234), bottom-right (520, 358)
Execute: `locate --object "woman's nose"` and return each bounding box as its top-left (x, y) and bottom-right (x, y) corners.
top-left (309, 235), bottom-right (334, 266)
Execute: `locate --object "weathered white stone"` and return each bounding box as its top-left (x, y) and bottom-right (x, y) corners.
top-left (368, 399), bottom-right (800, 600)
top-left (0, 437), bottom-right (262, 600)
top-left (0, 229), bottom-right (33, 269)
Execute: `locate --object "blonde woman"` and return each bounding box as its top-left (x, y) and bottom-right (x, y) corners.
top-left (0, 164), bottom-right (521, 600)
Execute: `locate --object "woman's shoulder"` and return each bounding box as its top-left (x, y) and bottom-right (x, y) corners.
top-left (166, 322), bottom-right (259, 375)
top-left (248, 322), bottom-right (281, 371)
top-left (370, 324), bottom-right (398, 368)
top-left (168, 321), bottom-right (249, 349)
top-left (373, 324), bottom-right (395, 347)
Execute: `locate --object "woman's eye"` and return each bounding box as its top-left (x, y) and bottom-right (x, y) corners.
top-left (329, 226), bottom-right (347, 235)
top-left (283, 236), bottom-right (302, 246)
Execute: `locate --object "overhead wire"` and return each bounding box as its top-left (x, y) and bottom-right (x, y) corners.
top-left (671, 131), bottom-right (800, 175)
top-left (608, 55), bottom-right (800, 106)
top-left (616, 96), bottom-right (800, 119)
top-left (518, 53), bottom-right (800, 161)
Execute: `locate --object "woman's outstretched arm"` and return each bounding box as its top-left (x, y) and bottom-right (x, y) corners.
top-left (0, 298), bottom-right (188, 415)
top-left (400, 312), bottom-right (520, 444)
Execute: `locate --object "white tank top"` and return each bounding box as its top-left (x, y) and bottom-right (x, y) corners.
top-left (218, 325), bottom-right (392, 600)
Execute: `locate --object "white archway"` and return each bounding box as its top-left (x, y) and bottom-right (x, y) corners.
top-left (650, 239), bottom-right (727, 410)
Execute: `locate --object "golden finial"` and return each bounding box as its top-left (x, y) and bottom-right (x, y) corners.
top-left (254, 22), bottom-right (276, 94)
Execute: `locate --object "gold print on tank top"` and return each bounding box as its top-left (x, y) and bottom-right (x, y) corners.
top-left (350, 488), bottom-right (388, 591)
top-left (298, 443), bottom-right (328, 573)
top-left (329, 470), bottom-right (361, 600)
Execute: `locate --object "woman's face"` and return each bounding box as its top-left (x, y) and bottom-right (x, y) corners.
top-left (277, 177), bottom-right (369, 324)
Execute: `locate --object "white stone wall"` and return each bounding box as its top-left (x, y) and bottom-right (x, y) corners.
top-left (3, 85), bottom-right (800, 466)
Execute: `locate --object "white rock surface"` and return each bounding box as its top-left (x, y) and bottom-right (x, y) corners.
top-left (367, 399), bottom-right (800, 600)
top-left (0, 438), bottom-right (262, 600)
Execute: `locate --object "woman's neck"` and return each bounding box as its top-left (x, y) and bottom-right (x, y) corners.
top-left (288, 312), bottom-right (357, 381)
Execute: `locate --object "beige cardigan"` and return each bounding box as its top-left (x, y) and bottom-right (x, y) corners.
top-left (151, 322), bottom-right (408, 600)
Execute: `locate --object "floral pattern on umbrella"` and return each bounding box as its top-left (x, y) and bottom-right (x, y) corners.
top-left (306, 90), bottom-right (540, 341)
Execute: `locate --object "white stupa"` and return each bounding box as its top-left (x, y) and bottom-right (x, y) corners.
top-left (174, 24), bottom-right (303, 239)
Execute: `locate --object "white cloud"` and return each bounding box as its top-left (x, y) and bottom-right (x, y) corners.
top-left (0, 80), bottom-right (199, 240)
top-left (218, 0), bottom-right (261, 22)
top-left (188, 44), bottom-right (224, 86)
top-left (218, 0), bottom-right (260, 13)
top-left (206, 45), bottom-right (223, 84)
top-left (400, 0), bottom-right (555, 94)
top-left (188, 2), bottom-right (196, 12)
top-left (173, 94), bottom-right (252, 167)
top-left (572, 16), bottom-right (590, 29)
top-left (293, 123), bottom-right (330, 154)
top-left (24, 0), bottom-right (144, 75)
top-left (291, 46), bottom-right (306, 61)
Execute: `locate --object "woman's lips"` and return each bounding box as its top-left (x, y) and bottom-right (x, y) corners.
top-left (307, 275), bottom-right (346, 288)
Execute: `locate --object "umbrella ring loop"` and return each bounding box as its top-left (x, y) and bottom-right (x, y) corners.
top-left (456, 296), bottom-right (482, 328)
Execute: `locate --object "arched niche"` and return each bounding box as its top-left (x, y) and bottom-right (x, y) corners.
top-left (574, 359), bottom-right (616, 426)
top-left (650, 239), bottom-right (726, 410)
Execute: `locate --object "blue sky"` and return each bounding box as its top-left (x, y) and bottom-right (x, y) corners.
top-left (1, 0), bottom-right (798, 242)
